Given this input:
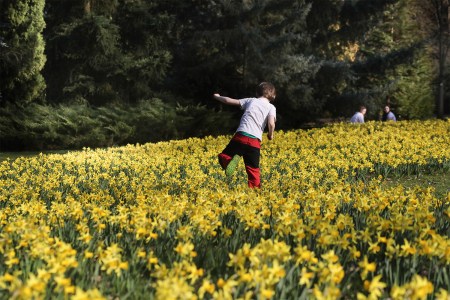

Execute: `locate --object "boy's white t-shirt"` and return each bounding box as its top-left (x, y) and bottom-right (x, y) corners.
top-left (237, 97), bottom-right (276, 141)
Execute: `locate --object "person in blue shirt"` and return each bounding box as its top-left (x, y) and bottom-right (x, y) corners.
top-left (382, 105), bottom-right (397, 122)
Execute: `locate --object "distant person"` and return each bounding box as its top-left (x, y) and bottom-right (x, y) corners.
top-left (213, 82), bottom-right (276, 188)
top-left (382, 105), bottom-right (396, 122)
top-left (350, 106), bottom-right (367, 123)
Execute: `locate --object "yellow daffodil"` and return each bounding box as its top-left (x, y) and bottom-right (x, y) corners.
top-left (0, 120), bottom-right (449, 298)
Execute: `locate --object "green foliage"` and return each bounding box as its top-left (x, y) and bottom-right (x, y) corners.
top-left (305, 0), bottom-right (401, 119)
top-left (0, 0), bottom-right (46, 104)
top-left (168, 0), bottom-right (320, 125)
top-left (117, 0), bottom-right (412, 122)
top-left (412, 0), bottom-right (449, 117)
top-left (0, 0), bottom-right (442, 151)
top-left (306, 0), bottom-right (398, 51)
top-left (113, 0), bottom-right (173, 103)
top-left (332, 0), bottom-right (435, 120)
top-left (390, 52), bottom-right (435, 119)
top-left (44, 0), bottom-right (173, 105)
top-left (45, 13), bottom-right (123, 105)
top-left (0, 99), bottom-right (234, 151)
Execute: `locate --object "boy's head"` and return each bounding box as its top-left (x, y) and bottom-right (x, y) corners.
top-left (256, 82), bottom-right (276, 102)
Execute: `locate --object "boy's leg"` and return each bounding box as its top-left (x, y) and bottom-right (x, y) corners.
top-left (218, 139), bottom-right (241, 170)
top-left (243, 146), bottom-right (261, 188)
top-left (218, 153), bottom-right (232, 170)
top-left (245, 165), bottom-right (261, 188)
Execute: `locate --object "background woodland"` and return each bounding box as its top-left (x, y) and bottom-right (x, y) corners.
top-left (0, 0), bottom-right (449, 150)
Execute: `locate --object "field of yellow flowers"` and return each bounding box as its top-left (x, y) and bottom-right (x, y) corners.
top-left (0, 120), bottom-right (450, 299)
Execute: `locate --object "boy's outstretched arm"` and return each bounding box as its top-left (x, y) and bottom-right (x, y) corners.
top-left (213, 93), bottom-right (241, 106)
top-left (267, 115), bottom-right (275, 140)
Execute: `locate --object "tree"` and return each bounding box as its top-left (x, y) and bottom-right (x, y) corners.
top-left (390, 54), bottom-right (434, 119)
top-left (305, 0), bottom-right (403, 119)
top-left (44, 0), bottom-right (120, 104)
top-left (388, 0), bottom-right (435, 119)
top-left (113, 0), bottom-right (173, 103)
top-left (43, 0), bottom-right (173, 105)
top-left (165, 0), bottom-right (320, 127)
top-left (0, 0), bottom-right (46, 105)
top-left (414, 0), bottom-right (449, 118)
top-left (348, 0), bottom-right (435, 119)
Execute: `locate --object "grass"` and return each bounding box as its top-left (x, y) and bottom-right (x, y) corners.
top-left (382, 171), bottom-right (450, 199)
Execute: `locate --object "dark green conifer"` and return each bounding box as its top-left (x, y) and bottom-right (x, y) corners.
top-left (44, 0), bottom-right (173, 105)
top-left (0, 0), bottom-right (46, 105)
top-left (168, 0), bottom-right (318, 126)
top-left (306, 0), bottom-right (401, 119)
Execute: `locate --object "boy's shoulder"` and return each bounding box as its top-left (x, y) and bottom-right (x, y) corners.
top-left (242, 97), bottom-right (275, 110)
top-left (240, 97), bottom-right (258, 107)
top-left (240, 97), bottom-right (256, 103)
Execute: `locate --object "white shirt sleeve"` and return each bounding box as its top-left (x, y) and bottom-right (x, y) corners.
top-left (239, 98), bottom-right (253, 110)
top-left (269, 105), bottom-right (276, 121)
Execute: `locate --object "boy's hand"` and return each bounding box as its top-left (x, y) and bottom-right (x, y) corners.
top-left (213, 93), bottom-right (224, 102)
top-left (267, 132), bottom-right (273, 140)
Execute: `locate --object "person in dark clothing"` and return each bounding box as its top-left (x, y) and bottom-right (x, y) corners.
top-left (382, 105), bottom-right (396, 122)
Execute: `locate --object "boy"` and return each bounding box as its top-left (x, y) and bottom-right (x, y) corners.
top-left (213, 82), bottom-right (276, 188)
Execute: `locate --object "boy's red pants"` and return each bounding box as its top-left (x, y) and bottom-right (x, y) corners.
top-left (218, 133), bottom-right (261, 188)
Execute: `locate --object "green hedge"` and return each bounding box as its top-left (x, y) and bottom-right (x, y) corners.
top-left (0, 100), bottom-right (234, 151)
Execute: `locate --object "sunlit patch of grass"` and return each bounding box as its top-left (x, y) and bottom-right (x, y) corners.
top-left (382, 171), bottom-right (450, 199)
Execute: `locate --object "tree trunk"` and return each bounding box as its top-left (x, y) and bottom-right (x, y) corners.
top-left (84, 0), bottom-right (92, 14)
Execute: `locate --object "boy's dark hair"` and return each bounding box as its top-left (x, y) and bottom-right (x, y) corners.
top-left (360, 106), bottom-right (366, 111)
top-left (256, 82), bottom-right (276, 102)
